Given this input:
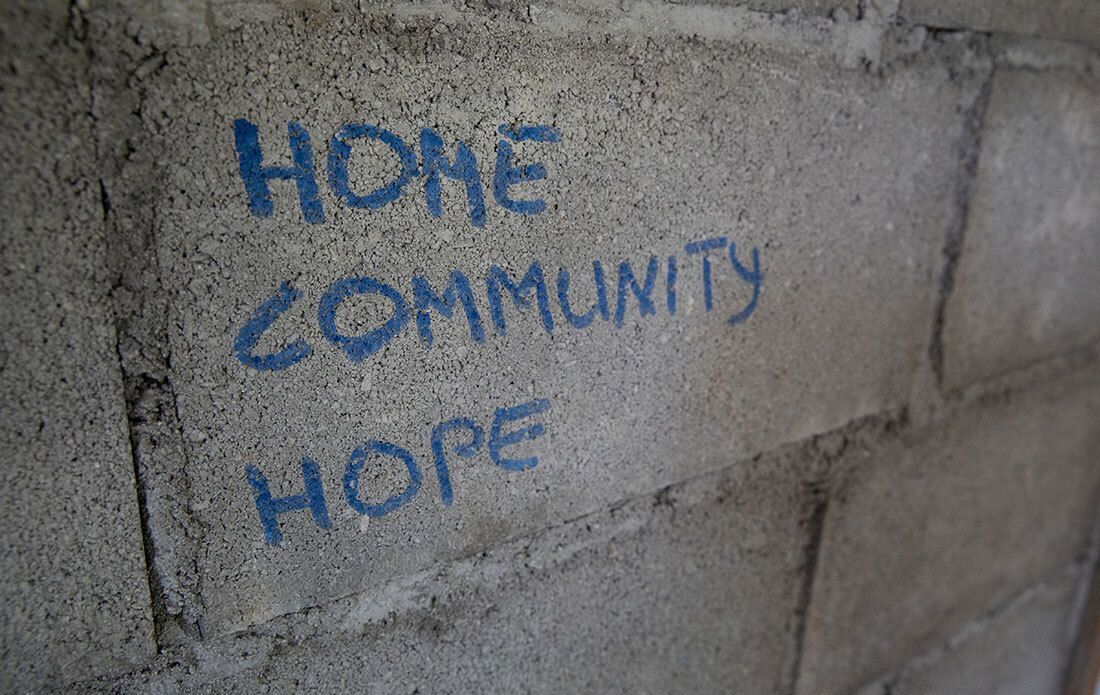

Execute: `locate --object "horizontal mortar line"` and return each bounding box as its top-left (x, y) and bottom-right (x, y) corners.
top-left (165, 346), bottom-right (1100, 639)
top-left (874, 557), bottom-right (1092, 692)
top-left (216, 410), bottom-right (904, 639)
top-left (914, 20), bottom-right (1100, 53)
top-left (943, 338), bottom-right (1100, 403)
top-left (347, 0), bottom-right (865, 51)
top-left (110, 0), bottom-right (1098, 70)
top-left (213, 343), bottom-right (1100, 640)
top-left (349, 0), bottom-right (1092, 52)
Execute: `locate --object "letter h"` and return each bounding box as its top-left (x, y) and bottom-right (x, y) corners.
top-left (232, 118), bottom-right (325, 224)
top-left (245, 457), bottom-right (332, 546)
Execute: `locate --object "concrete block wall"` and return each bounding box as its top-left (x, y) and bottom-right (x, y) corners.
top-left (0, 4), bottom-right (155, 689)
top-left (1, 0), bottom-right (1097, 692)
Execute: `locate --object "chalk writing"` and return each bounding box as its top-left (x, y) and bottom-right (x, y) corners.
top-left (246, 398), bottom-right (551, 545)
top-left (229, 118), bottom-right (766, 550)
top-left (232, 237), bottom-right (762, 371)
top-left (233, 119), bottom-right (559, 226)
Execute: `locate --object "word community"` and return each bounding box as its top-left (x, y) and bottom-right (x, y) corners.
top-left (233, 236), bottom-right (764, 371)
top-left (229, 117), bottom-right (766, 548)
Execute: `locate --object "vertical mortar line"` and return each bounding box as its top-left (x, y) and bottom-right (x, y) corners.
top-left (928, 44), bottom-right (996, 388)
top-left (1062, 511), bottom-right (1100, 695)
top-left (70, 0), bottom-right (167, 649)
top-left (107, 164), bottom-right (209, 641)
top-left (68, 0), bottom-right (166, 649)
top-left (115, 346), bottom-right (169, 649)
top-left (785, 482), bottom-right (831, 695)
top-left (98, 137), bottom-right (171, 650)
top-left (782, 413), bottom-right (899, 694)
top-left (75, 3), bottom-right (208, 645)
top-left (158, 304), bottom-right (210, 642)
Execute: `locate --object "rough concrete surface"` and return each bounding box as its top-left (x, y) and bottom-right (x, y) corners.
top-left (2, 0), bottom-right (1100, 691)
top-left (75, 447), bottom-right (814, 694)
top-left (943, 67), bottom-right (1100, 390)
top-left (795, 367), bottom-right (1100, 695)
top-left (891, 566), bottom-right (1082, 695)
top-left (0, 2), bottom-right (155, 690)
top-left (903, 0), bottom-right (1100, 46)
top-left (83, 3), bottom-right (977, 636)
top-left (685, 0), bottom-right (858, 18)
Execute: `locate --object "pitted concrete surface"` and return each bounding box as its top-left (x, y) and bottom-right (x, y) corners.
top-left (0, 3), bottom-right (155, 690)
top-left (75, 446), bottom-right (814, 693)
top-left (97, 5), bottom-right (978, 635)
top-left (2, 0), bottom-right (1099, 691)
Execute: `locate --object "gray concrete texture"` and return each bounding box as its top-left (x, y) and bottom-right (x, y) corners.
top-left (76, 445), bottom-right (815, 693)
top-left (891, 566), bottom-right (1083, 695)
top-left (0, 2), bottom-right (155, 691)
top-left (96, 4), bottom-right (975, 636)
top-left (3, 0), bottom-right (1100, 692)
top-left (943, 67), bottom-right (1100, 390)
top-left (903, 0), bottom-right (1100, 46)
top-left (795, 366), bottom-right (1100, 695)
top-left (683, 0), bottom-right (858, 17)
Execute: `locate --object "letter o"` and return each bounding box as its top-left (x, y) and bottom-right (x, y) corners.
top-left (327, 123), bottom-right (418, 209)
top-left (343, 440), bottom-right (422, 518)
top-left (318, 276), bottom-right (410, 362)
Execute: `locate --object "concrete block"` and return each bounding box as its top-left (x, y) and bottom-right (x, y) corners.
top-left (902, 0), bottom-right (1100, 46)
top-left (105, 5), bottom-right (974, 634)
top-left (892, 569), bottom-right (1081, 695)
top-left (795, 368), bottom-right (1100, 695)
top-left (943, 69), bottom-right (1100, 389)
top-left (0, 3), bottom-right (155, 690)
top-left (88, 451), bottom-right (815, 694)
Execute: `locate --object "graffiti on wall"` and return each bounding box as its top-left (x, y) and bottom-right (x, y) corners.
top-left (228, 119), bottom-right (764, 545)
